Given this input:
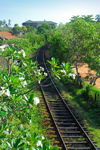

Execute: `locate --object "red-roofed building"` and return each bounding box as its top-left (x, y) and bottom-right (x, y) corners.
top-left (0, 32), bottom-right (17, 40)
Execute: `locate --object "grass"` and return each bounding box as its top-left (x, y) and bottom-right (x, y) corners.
top-left (53, 76), bottom-right (100, 147)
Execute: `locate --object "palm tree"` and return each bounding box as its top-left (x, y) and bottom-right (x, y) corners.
top-left (0, 20), bottom-right (2, 26)
top-left (2, 20), bottom-right (6, 27)
top-left (95, 14), bottom-right (100, 22)
top-left (8, 19), bottom-right (11, 27)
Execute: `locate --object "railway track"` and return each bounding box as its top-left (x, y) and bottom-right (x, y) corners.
top-left (36, 43), bottom-right (99, 150)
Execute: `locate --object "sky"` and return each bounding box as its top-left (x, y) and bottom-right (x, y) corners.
top-left (0, 0), bottom-right (100, 27)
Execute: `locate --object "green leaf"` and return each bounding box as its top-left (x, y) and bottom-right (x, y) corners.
top-left (0, 135), bottom-right (6, 139)
top-left (0, 111), bottom-right (6, 116)
top-left (28, 94), bottom-right (34, 104)
top-left (14, 138), bottom-right (21, 148)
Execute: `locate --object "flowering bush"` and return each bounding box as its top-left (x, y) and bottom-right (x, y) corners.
top-left (0, 44), bottom-right (58, 149)
top-left (48, 57), bottom-right (75, 81)
top-left (34, 97), bottom-right (40, 105)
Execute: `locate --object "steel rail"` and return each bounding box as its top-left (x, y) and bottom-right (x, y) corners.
top-left (36, 43), bottom-right (97, 150)
top-left (42, 46), bottom-right (97, 150)
top-left (40, 85), bottom-right (68, 150)
top-left (37, 45), bottom-right (68, 149)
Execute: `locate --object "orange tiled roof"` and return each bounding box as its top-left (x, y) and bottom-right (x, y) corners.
top-left (0, 32), bottom-right (17, 39)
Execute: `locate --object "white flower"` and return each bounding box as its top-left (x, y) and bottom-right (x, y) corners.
top-left (29, 120), bottom-right (32, 124)
top-left (0, 87), bottom-right (10, 97)
top-left (34, 97), bottom-right (40, 105)
top-left (69, 73), bottom-right (76, 79)
top-left (44, 72), bottom-right (47, 76)
top-left (36, 140), bottom-right (42, 147)
top-left (42, 136), bottom-right (45, 140)
top-left (40, 66), bottom-right (44, 71)
top-left (38, 80), bottom-right (41, 84)
top-left (73, 74), bottom-right (76, 79)
top-left (1, 87), bottom-right (5, 94)
top-left (19, 77), bottom-right (24, 80)
top-left (69, 73), bottom-right (71, 76)
top-left (21, 49), bottom-right (25, 57)
top-left (18, 49), bottom-right (25, 57)
top-left (37, 69), bottom-right (41, 75)
top-left (32, 148), bottom-right (36, 150)
top-left (21, 81), bottom-right (27, 87)
top-left (19, 77), bottom-right (27, 87)
top-left (60, 69), bottom-right (66, 75)
top-left (5, 89), bottom-right (10, 97)
top-left (0, 44), bottom-right (8, 51)
top-left (1, 87), bottom-right (5, 90)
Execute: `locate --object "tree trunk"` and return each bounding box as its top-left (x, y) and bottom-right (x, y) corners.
top-left (90, 73), bottom-right (99, 85)
top-left (76, 55), bottom-right (78, 74)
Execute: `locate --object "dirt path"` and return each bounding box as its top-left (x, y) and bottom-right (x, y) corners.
top-left (73, 61), bottom-right (100, 89)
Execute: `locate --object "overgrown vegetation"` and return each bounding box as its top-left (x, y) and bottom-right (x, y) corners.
top-left (47, 15), bottom-right (100, 146)
top-left (49, 15), bottom-right (100, 85)
top-left (0, 27), bottom-right (58, 149)
top-left (54, 76), bottom-right (100, 147)
top-left (1, 14), bottom-right (100, 148)
top-left (47, 55), bottom-right (100, 146)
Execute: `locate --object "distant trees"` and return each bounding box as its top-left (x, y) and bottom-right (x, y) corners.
top-left (26, 25), bottom-right (35, 32)
top-left (37, 23), bottom-right (52, 41)
top-left (0, 20), bottom-right (2, 26)
top-left (0, 19), bottom-right (11, 32)
top-left (0, 20), bottom-right (6, 27)
top-left (95, 14), bottom-right (100, 22)
top-left (2, 20), bottom-right (6, 27)
top-left (12, 25), bottom-right (22, 35)
top-left (82, 15), bottom-right (94, 22)
top-left (8, 19), bottom-right (11, 27)
top-left (70, 14), bottom-right (100, 23)
top-left (70, 15), bottom-right (95, 23)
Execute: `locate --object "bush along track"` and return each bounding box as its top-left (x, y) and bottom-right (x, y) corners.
top-left (0, 43), bottom-right (59, 149)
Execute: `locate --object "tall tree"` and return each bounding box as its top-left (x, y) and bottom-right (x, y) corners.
top-left (95, 14), bottom-right (100, 22)
top-left (37, 23), bottom-right (52, 41)
top-left (0, 20), bottom-right (2, 26)
top-left (2, 20), bottom-right (6, 27)
top-left (70, 15), bottom-right (95, 23)
top-left (8, 19), bottom-right (11, 27)
top-left (12, 26), bottom-right (22, 35)
top-left (81, 15), bottom-right (95, 22)
top-left (70, 15), bottom-right (80, 23)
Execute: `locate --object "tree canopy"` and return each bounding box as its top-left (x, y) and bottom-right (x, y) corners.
top-left (49, 15), bottom-right (100, 85)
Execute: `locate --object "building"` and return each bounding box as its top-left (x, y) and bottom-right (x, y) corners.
top-left (22, 20), bottom-right (57, 28)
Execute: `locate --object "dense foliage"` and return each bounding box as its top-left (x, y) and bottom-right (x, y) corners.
top-left (1, 14), bottom-right (100, 148)
top-left (0, 32), bottom-right (58, 149)
top-left (37, 23), bottom-right (53, 41)
top-left (49, 16), bottom-right (100, 85)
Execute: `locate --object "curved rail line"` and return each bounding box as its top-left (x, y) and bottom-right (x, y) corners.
top-left (36, 44), bottom-right (98, 150)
